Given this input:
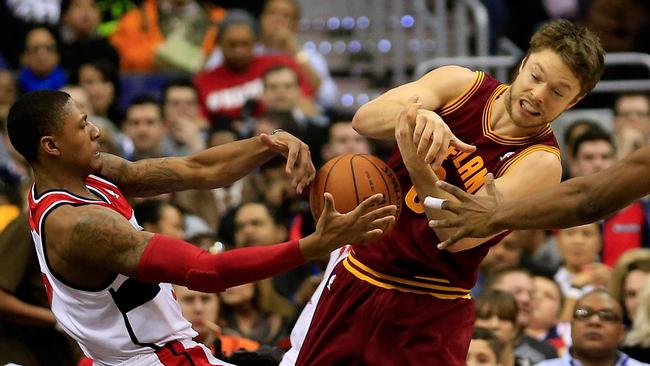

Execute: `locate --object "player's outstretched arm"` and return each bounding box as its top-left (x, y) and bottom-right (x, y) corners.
top-left (51, 195), bottom-right (395, 293)
top-left (430, 145), bottom-right (650, 247)
top-left (99, 131), bottom-right (315, 197)
top-left (352, 66), bottom-right (476, 169)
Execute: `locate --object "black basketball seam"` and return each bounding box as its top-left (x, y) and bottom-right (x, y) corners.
top-left (358, 154), bottom-right (399, 208)
top-left (321, 154), bottom-right (347, 212)
top-left (350, 154), bottom-right (361, 206)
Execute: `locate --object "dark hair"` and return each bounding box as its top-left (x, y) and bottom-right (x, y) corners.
top-left (472, 327), bottom-right (504, 363)
top-left (262, 65), bottom-right (299, 87)
top-left (127, 94), bottom-right (160, 111)
top-left (133, 199), bottom-right (182, 227)
top-left (236, 201), bottom-right (287, 228)
top-left (217, 9), bottom-right (259, 44)
top-left (475, 289), bottom-right (519, 325)
top-left (563, 119), bottom-right (603, 146)
top-left (571, 127), bottom-right (615, 158)
top-left (527, 19), bottom-right (605, 96)
top-left (7, 90), bottom-right (71, 162)
top-left (162, 78), bottom-right (199, 105)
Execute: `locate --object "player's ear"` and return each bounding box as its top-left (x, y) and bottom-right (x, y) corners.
top-left (40, 136), bottom-right (60, 157)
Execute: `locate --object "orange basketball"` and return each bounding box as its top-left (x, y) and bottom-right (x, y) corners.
top-left (309, 154), bottom-right (402, 229)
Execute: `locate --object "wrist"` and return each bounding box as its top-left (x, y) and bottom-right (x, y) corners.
top-left (298, 234), bottom-right (324, 261)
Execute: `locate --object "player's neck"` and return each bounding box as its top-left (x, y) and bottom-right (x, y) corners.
top-left (32, 164), bottom-right (92, 198)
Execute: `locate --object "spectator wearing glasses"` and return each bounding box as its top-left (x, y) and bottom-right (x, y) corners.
top-left (536, 290), bottom-right (650, 366)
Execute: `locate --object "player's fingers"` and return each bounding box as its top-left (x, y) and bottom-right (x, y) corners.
top-left (450, 132), bottom-right (477, 153)
top-left (416, 116), bottom-right (435, 157)
top-left (432, 136), bottom-right (450, 171)
top-left (321, 192), bottom-right (337, 215)
top-left (424, 129), bottom-right (443, 164)
top-left (285, 139), bottom-right (300, 174)
top-left (412, 114), bottom-right (427, 145)
top-left (358, 228), bottom-right (385, 242)
top-left (484, 173), bottom-right (497, 197)
top-left (440, 200), bottom-right (463, 214)
top-left (352, 193), bottom-right (385, 217)
top-left (436, 228), bottom-right (469, 250)
top-left (361, 204), bottom-right (397, 222)
top-left (435, 181), bottom-right (471, 201)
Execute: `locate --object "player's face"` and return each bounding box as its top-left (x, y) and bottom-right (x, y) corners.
top-left (55, 100), bottom-right (102, 173)
top-left (506, 49), bottom-right (582, 129)
top-left (466, 339), bottom-right (499, 366)
top-left (623, 269), bottom-right (649, 322)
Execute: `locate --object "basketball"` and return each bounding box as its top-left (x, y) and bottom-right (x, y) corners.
top-left (309, 154), bottom-right (402, 226)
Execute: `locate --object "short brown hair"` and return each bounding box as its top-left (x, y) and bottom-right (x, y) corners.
top-left (475, 289), bottom-right (519, 325)
top-left (528, 19), bottom-right (605, 96)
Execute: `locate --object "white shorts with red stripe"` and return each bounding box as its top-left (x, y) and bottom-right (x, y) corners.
top-left (90, 339), bottom-right (234, 366)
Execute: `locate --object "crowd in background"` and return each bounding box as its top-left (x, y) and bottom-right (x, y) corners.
top-left (0, 1), bottom-right (650, 365)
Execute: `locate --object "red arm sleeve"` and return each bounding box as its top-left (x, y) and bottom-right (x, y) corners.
top-left (135, 234), bottom-right (305, 292)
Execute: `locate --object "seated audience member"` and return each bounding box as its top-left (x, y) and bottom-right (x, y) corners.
top-left (526, 276), bottom-right (571, 355)
top-left (621, 278), bottom-right (650, 363)
top-left (487, 268), bottom-right (558, 363)
top-left (121, 95), bottom-right (174, 160)
top-left (609, 249), bottom-right (650, 326)
top-left (133, 199), bottom-right (185, 240)
top-left (468, 327), bottom-right (506, 366)
top-left (612, 92), bottom-right (650, 158)
top-left (110, 0), bottom-right (225, 72)
top-left (320, 119), bottom-right (371, 162)
top-left (194, 9), bottom-right (314, 121)
top-left (561, 120), bottom-right (604, 181)
top-left (76, 60), bottom-right (121, 124)
top-left (58, 0), bottom-right (119, 74)
top-left (219, 282), bottom-right (290, 347)
top-left (163, 79), bottom-right (209, 156)
top-left (19, 27), bottom-right (66, 93)
top-left (173, 284), bottom-right (260, 357)
top-left (474, 289), bottom-right (532, 366)
top-left (537, 290), bottom-right (650, 366)
top-left (554, 223), bottom-right (611, 319)
top-left (475, 232), bottom-right (525, 296)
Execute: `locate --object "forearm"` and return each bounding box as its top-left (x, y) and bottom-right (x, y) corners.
top-left (353, 97), bottom-right (407, 140)
top-left (136, 234), bottom-right (305, 292)
top-left (0, 289), bottom-right (56, 327)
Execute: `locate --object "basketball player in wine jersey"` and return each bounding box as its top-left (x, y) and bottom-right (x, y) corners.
top-left (294, 20), bottom-right (605, 365)
top-left (5, 90), bottom-right (396, 365)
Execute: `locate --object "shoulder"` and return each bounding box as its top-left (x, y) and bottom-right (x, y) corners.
top-left (419, 65), bottom-right (477, 86)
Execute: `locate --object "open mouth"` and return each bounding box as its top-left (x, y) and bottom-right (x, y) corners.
top-left (520, 99), bottom-right (541, 117)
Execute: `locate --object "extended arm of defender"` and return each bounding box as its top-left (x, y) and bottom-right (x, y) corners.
top-left (431, 145), bottom-right (650, 246)
top-left (99, 132), bottom-right (314, 197)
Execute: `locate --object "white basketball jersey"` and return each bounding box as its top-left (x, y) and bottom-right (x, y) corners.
top-left (28, 175), bottom-right (199, 365)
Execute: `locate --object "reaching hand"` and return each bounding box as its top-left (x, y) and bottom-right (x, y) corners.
top-left (260, 130), bottom-right (316, 194)
top-left (301, 193), bottom-right (397, 260)
top-left (428, 173), bottom-right (503, 249)
top-left (408, 95), bottom-right (475, 170)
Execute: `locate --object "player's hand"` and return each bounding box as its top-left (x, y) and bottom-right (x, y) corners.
top-left (409, 96), bottom-right (476, 171)
top-left (395, 98), bottom-right (422, 164)
top-left (301, 193), bottom-right (396, 260)
top-left (428, 173), bottom-right (502, 249)
top-left (260, 130), bottom-right (316, 194)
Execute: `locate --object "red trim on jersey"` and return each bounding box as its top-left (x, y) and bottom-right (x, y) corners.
top-left (156, 340), bottom-right (225, 365)
top-left (41, 272), bottom-right (53, 306)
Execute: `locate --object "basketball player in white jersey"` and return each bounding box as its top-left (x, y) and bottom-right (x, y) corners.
top-left (6, 90), bottom-right (396, 365)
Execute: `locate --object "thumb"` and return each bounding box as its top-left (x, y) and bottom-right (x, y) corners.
top-left (322, 192), bottom-right (337, 215)
top-left (450, 133), bottom-right (476, 153)
top-left (485, 173), bottom-right (497, 197)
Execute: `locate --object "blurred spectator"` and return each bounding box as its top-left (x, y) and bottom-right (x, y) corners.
top-left (526, 276), bottom-right (571, 356)
top-left (586, 0), bottom-right (650, 52)
top-left (569, 128), bottom-right (650, 266)
top-left (537, 290), bottom-right (649, 366)
top-left (195, 9), bottom-right (314, 121)
top-left (110, 0), bottom-right (225, 72)
top-left (608, 249), bottom-right (650, 326)
top-left (612, 93), bottom-right (650, 158)
top-left (320, 119), bottom-right (371, 163)
top-left (467, 327), bottom-right (505, 366)
top-left (58, 0), bottom-right (119, 75)
top-left (0, 70), bottom-right (17, 121)
top-left (554, 223), bottom-right (611, 318)
top-left (621, 278), bottom-right (650, 363)
top-left (173, 284), bottom-right (260, 357)
top-left (133, 199), bottom-right (184, 239)
top-left (475, 232), bottom-right (525, 296)
top-left (486, 267), bottom-right (558, 364)
top-left (163, 79), bottom-right (208, 156)
top-left (60, 85), bottom-right (93, 115)
top-left (19, 27), bottom-right (66, 93)
top-left (258, 0), bottom-right (336, 108)
top-left (0, 213), bottom-right (82, 365)
top-left (219, 282), bottom-right (290, 346)
top-left (474, 289), bottom-right (532, 366)
top-left (121, 94), bottom-right (173, 160)
top-left (76, 60), bottom-right (121, 124)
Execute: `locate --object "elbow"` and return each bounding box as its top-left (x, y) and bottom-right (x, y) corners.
top-left (351, 108), bottom-right (369, 135)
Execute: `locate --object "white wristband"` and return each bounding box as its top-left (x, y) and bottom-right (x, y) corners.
top-left (424, 196), bottom-right (446, 210)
